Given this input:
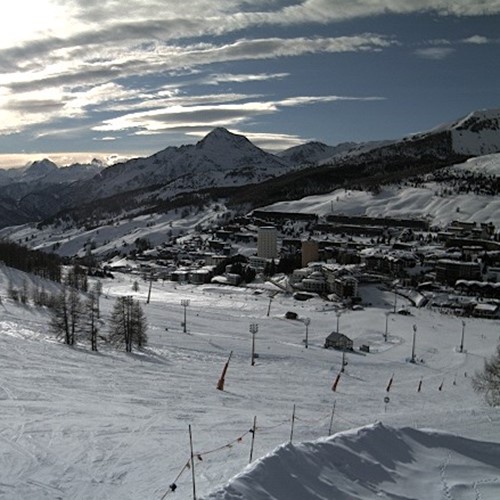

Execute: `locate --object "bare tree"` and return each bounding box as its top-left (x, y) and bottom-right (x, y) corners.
top-left (8, 280), bottom-right (19, 302)
top-left (65, 263), bottom-right (88, 292)
top-left (131, 299), bottom-right (148, 348)
top-left (109, 296), bottom-right (147, 352)
top-left (20, 279), bottom-right (29, 304)
top-left (49, 287), bottom-right (82, 345)
top-left (472, 344), bottom-right (500, 406)
top-left (84, 291), bottom-right (100, 351)
top-left (92, 280), bottom-right (103, 318)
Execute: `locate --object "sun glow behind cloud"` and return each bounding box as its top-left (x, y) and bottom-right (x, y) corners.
top-left (0, 1), bottom-right (75, 49)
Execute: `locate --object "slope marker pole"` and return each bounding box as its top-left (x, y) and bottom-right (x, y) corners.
top-left (290, 404), bottom-right (296, 443)
top-left (188, 424), bottom-right (197, 500)
top-left (249, 416), bottom-right (257, 464)
top-left (328, 400), bottom-right (336, 436)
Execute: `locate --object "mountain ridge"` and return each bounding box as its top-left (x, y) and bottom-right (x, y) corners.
top-left (1, 108), bottom-right (500, 229)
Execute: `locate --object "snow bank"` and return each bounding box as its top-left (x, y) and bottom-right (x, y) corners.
top-left (202, 422), bottom-right (500, 500)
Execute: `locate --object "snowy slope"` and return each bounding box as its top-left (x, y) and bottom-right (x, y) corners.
top-left (203, 423), bottom-right (500, 500)
top-left (261, 153), bottom-right (500, 227)
top-left (315, 108), bottom-right (500, 169)
top-left (278, 141), bottom-right (352, 166)
top-left (0, 264), bottom-right (499, 499)
top-left (447, 108), bottom-right (500, 156)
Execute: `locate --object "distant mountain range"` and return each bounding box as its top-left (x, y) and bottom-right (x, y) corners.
top-left (0, 108), bottom-right (499, 229)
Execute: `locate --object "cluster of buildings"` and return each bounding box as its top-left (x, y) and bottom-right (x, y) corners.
top-left (124, 209), bottom-right (500, 319)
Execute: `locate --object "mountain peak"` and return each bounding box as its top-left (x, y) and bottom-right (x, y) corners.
top-left (24, 158), bottom-right (59, 175)
top-left (207, 126), bottom-right (232, 136)
top-left (449, 108), bottom-right (500, 156)
top-left (197, 127), bottom-right (251, 149)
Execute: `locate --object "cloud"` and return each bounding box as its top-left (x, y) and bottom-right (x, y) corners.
top-left (92, 94), bottom-right (384, 135)
top-left (2, 2), bottom-right (498, 63)
top-left (63, 0), bottom-right (500, 33)
top-left (0, 82), bottom-right (136, 135)
top-left (0, 33), bottom-right (393, 136)
top-left (277, 95), bottom-right (384, 107)
top-left (93, 102), bottom-right (278, 133)
top-left (462, 35), bottom-right (490, 44)
top-left (202, 72), bottom-right (290, 85)
top-left (414, 47), bottom-right (455, 60)
top-left (3, 34), bottom-right (393, 94)
top-left (1, 0), bottom-right (498, 153)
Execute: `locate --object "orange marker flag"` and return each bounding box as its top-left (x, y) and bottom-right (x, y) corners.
top-left (332, 372), bottom-right (341, 392)
top-left (386, 373), bottom-right (394, 392)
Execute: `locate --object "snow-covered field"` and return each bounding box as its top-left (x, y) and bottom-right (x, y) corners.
top-left (205, 423), bottom-right (500, 500)
top-left (0, 265), bottom-right (499, 499)
top-left (263, 153), bottom-right (500, 228)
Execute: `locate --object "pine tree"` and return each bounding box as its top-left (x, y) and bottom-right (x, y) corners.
top-left (472, 344), bottom-right (500, 406)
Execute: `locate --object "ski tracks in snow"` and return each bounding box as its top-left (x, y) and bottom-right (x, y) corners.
top-left (439, 451), bottom-right (453, 500)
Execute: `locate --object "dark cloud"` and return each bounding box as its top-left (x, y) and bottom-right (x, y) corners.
top-left (6, 99), bottom-right (65, 114)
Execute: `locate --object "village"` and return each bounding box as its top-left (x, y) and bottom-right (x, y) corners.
top-left (107, 209), bottom-right (500, 336)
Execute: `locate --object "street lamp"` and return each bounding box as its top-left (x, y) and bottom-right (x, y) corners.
top-left (341, 348), bottom-right (347, 372)
top-left (384, 311), bottom-right (391, 342)
top-left (303, 318), bottom-right (311, 348)
top-left (250, 323), bottom-right (258, 366)
top-left (459, 320), bottom-right (466, 353)
top-left (181, 299), bottom-right (190, 333)
top-left (335, 310), bottom-right (343, 334)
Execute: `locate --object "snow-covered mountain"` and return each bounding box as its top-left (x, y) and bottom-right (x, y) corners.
top-left (21, 158), bottom-right (59, 179)
top-left (0, 159), bottom-right (106, 227)
top-left (80, 127), bottom-right (291, 201)
top-left (430, 108), bottom-right (500, 156)
top-left (301, 108), bottom-right (499, 173)
top-left (278, 141), bottom-right (348, 166)
top-left (0, 158), bottom-right (104, 186)
top-left (2, 108), bottom-right (500, 231)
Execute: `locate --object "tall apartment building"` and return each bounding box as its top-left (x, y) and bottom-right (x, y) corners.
top-left (301, 239), bottom-right (319, 267)
top-left (257, 226), bottom-right (278, 259)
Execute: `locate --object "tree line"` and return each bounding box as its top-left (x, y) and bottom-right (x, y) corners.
top-left (0, 240), bottom-right (62, 281)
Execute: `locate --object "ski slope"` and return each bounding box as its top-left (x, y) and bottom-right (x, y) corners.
top-left (0, 266), bottom-right (499, 499)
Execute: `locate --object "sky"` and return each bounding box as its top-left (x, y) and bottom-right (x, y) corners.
top-left (0, 0), bottom-right (500, 168)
